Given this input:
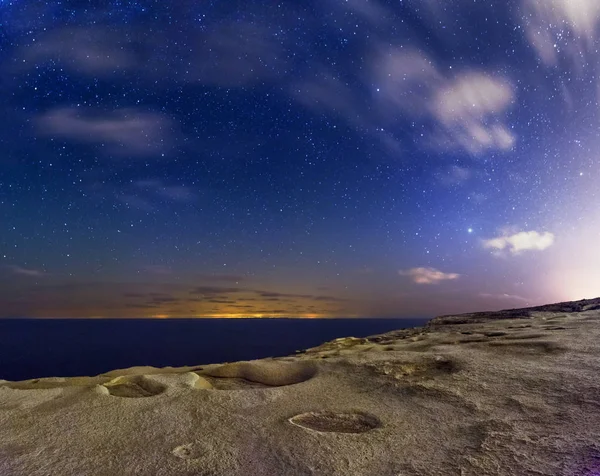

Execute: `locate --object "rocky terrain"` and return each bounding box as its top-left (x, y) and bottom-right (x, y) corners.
top-left (1, 298), bottom-right (600, 475)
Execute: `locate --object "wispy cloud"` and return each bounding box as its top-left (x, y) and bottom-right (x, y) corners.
top-left (429, 72), bottom-right (515, 154)
top-left (189, 286), bottom-right (245, 296)
top-left (0, 281), bottom-right (349, 318)
top-left (133, 180), bottom-right (196, 203)
top-left (113, 179), bottom-right (197, 211)
top-left (291, 72), bottom-right (366, 129)
top-left (482, 230), bottom-right (555, 255)
top-left (375, 48), bottom-right (442, 118)
top-left (142, 265), bottom-right (173, 276)
top-left (479, 293), bottom-right (531, 304)
top-left (399, 267), bottom-right (460, 285)
top-left (18, 27), bottom-right (139, 75)
top-left (334, 0), bottom-right (391, 25)
top-left (15, 21), bottom-right (284, 88)
top-left (375, 49), bottom-right (515, 155)
top-left (522, 0), bottom-right (600, 66)
top-left (8, 266), bottom-right (46, 277)
top-left (295, 45), bottom-right (515, 157)
top-left (437, 165), bottom-right (473, 186)
top-left (36, 108), bottom-right (172, 156)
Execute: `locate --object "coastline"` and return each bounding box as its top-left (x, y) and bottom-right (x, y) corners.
top-left (1, 298), bottom-right (599, 475)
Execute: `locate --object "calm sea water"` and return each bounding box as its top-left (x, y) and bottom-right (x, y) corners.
top-left (0, 318), bottom-right (429, 381)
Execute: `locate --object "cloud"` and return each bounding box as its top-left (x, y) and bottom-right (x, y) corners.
top-left (437, 165), bottom-right (473, 186)
top-left (123, 293), bottom-right (146, 298)
top-left (142, 265), bottom-right (173, 276)
top-left (522, 0), bottom-right (600, 66)
top-left (133, 180), bottom-right (197, 203)
top-left (115, 194), bottom-right (155, 212)
top-left (125, 303), bottom-right (160, 309)
top-left (429, 73), bottom-right (516, 154)
top-left (313, 295), bottom-right (349, 302)
top-left (479, 293), bottom-right (531, 304)
top-left (482, 231), bottom-right (555, 255)
top-left (112, 179), bottom-right (197, 211)
top-left (194, 274), bottom-right (245, 283)
top-left (257, 291), bottom-right (313, 299)
top-left (15, 21), bottom-right (283, 88)
top-left (18, 27), bottom-right (138, 75)
top-left (399, 267), bottom-right (460, 285)
top-left (7, 266), bottom-right (46, 277)
top-left (189, 286), bottom-right (245, 296)
top-left (149, 295), bottom-right (179, 304)
top-left (290, 20), bottom-right (515, 158)
top-left (335, 0), bottom-right (391, 25)
top-left (291, 72), bottom-right (367, 129)
top-left (375, 48), bottom-right (442, 117)
top-left (373, 49), bottom-right (515, 155)
top-left (291, 70), bottom-right (405, 155)
top-left (36, 108), bottom-right (172, 156)
top-left (371, 46), bottom-right (516, 156)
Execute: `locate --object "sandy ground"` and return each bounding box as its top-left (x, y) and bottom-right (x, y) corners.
top-left (2, 299), bottom-right (600, 475)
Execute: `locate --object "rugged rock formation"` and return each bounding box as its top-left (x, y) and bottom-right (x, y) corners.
top-left (2, 299), bottom-right (600, 475)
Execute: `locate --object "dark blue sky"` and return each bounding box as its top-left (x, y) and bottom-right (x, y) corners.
top-left (0, 0), bottom-right (598, 318)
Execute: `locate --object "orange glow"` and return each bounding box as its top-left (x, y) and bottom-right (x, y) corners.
top-left (15, 292), bottom-right (346, 318)
top-left (198, 312), bottom-right (332, 319)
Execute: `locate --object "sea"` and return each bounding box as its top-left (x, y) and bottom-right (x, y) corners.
top-left (0, 318), bottom-right (429, 382)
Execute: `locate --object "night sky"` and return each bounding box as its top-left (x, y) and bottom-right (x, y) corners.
top-left (1, 0), bottom-right (598, 318)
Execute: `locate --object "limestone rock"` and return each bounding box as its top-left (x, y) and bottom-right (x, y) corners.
top-left (1, 299), bottom-right (600, 475)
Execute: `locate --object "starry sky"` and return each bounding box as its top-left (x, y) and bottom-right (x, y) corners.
top-left (0, 0), bottom-right (599, 318)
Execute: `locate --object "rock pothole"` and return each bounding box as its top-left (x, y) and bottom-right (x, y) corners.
top-left (172, 443), bottom-right (203, 460)
top-left (289, 411), bottom-right (381, 434)
top-left (366, 356), bottom-right (459, 381)
top-left (197, 361), bottom-right (317, 390)
top-left (103, 375), bottom-right (167, 398)
top-left (199, 376), bottom-right (270, 390)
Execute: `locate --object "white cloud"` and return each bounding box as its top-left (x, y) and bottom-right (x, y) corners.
top-left (16, 23), bottom-right (284, 88)
top-left (375, 48), bottom-right (442, 117)
top-left (142, 265), bottom-right (173, 276)
top-left (479, 293), bottom-right (531, 304)
top-left (36, 108), bottom-right (172, 156)
top-left (482, 231), bottom-right (555, 255)
top-left (432, 73), bottom-right (514, 123)
top-left (334, 0), bottom-right (391, 25)
top-left (399, 267), bottom-right (460, 285)
top-left (437, 165), bottom-right (472, 186)
top-left (134, 180), bottom-right (197, 203)
top-left (293, 42), bottom-right (516, 158)
top-left (8, 266), bottom-right (46, 277)
top-left (291, 70), bottom-right (404, 155)
top-left (18, 27), bottom-right (138, 76)
top-left (522, 0), bottom-right (600, 65)
top-left (291, 73), bottom-right (366, 129)
top-left (429, 72), bottom-right (516, 154)
top-left (115, 179), bottom-right (197, 211)
top-left (374, 49), bottom-right (515, 155)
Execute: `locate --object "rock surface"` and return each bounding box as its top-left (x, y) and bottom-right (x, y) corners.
top-left (2, 299), bottom-right (600, 475)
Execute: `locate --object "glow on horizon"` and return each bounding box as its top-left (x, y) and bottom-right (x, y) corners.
top-left (150, 313), bottom-right (333, 319)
